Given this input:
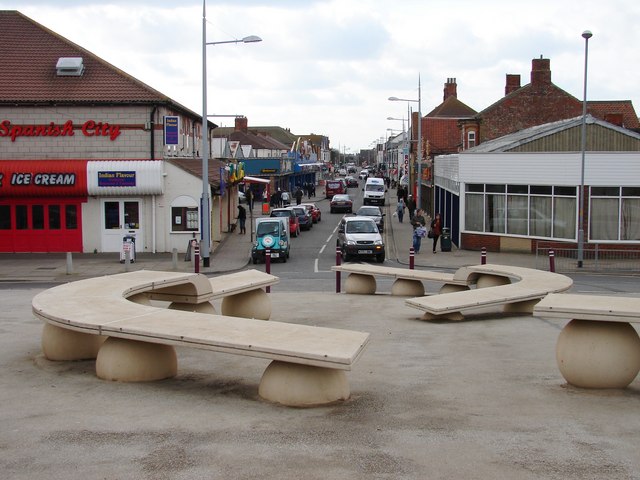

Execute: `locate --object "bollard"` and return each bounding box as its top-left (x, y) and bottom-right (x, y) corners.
top-left (193, 240), bottom-right (200, 274)
top-left (265, 248), bottom-right (271, 293)
top-left (172, 248), bottom-right (178, 270)
top-left (336, 246), bottom-right (342, 293)
top-left (481, 247), bottom-right (487, 265)
top-left (549, 249), bottom-right (556, 273)
top-left (66, 252), bottom-right (73, 275)
top-left (124, 247), bottom-right (131, 272)
top-left (409, 247), bottom-right (415, 270)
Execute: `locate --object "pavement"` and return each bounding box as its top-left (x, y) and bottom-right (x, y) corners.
top-left (2, 186), bottom-right (639, 479)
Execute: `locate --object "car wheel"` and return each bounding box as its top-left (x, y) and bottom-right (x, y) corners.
top-left (252, 256), bottom-right (257, 265)
top-left (376, 253), bottom-right (385, 263)
top-left (282, 255), bottom-right (287, 263)
top-left (330, 208), bottom-right (334, 213)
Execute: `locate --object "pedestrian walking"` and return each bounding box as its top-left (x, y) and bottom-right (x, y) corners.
top-left (406, 195), bottom-right (416, 221)
top-left (411, 208), bottom-right (426, 253)
top-left (236, 204), bottom-right (247, 234)
top-left (430, 213), bottom-right (443, 253)
top-left (396, 197), bottom-right (405, 223)
top-left (294, 187), bottom-right (304, 205)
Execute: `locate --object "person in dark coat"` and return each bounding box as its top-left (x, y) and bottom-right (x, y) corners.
top-left (236, 205), bottom-right (247, 234)
top-left (294, 187), bottom-right (304, 205)
top-left (430, 213), bottom-right (442, 253)
top-left (406, 195), bottom-right (416, 221)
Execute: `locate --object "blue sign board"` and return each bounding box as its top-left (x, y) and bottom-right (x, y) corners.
top-left (164, 116), bottom-right (179, 145)
top-left (98, 171), bottom-right (136, 187)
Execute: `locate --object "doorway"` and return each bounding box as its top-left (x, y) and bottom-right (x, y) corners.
top-left (101, 199), bottom-right (143, 252)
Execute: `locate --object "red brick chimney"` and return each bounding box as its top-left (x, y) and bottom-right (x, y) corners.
top-left (443, 78), bottom-right (457, 100)
top-left (505, 74), bottom-right (521, 96)
top-left (235, 116), bottom-right (248, 133)
top-left (531, 57), bottom-right (551, 86)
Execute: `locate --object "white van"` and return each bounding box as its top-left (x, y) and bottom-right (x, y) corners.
top-left (362, 177), bottom-right (386, 206)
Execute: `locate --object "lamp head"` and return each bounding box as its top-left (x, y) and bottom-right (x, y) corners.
top-left (388, 96), bottom-right (400, 101)
top-left (582, 30), bottom-right (593, 40)
top-left (242, 35), bottom-right (262, 43)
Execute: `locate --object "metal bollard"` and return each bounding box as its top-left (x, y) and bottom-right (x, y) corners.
top-left (172, 248), bottom-right (178, 270)
top-left (193, 240), bottom-right (200, 274)
top-left (549, 249), bottom-right (556, 273)
top-left (124, 247), bottom-right (131, 272)
top-left (336, 246), bottom-right (341, 293)
top-left (481, 247), bottom-right (487, 265)
top-left (265, 248), bottom-right (271, 293)
top-left (409, 247), bottom-right (415, 270)
top-left (66, 252), bottom-right (73, 275)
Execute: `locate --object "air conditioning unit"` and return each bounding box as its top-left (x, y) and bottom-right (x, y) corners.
top-left (56, 57), bottom-right (85, 76)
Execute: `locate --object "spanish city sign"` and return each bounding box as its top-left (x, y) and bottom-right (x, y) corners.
top-left (0, 119), bottom-right (122, 142)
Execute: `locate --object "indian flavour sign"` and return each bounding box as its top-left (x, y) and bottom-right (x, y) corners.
top-left (98, 171), bottom-right (136, 187)
top-left (0, 120), bottom-right (122, 142)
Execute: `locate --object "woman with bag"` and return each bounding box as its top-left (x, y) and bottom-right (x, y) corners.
top-left (430, 213), bottom-right (442, 253)
top-left (411, 209), bottom-right (426, 253)
top-left (396, 198), bottom-right (406, 223)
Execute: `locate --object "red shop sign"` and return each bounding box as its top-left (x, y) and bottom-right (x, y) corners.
top-left (0, 120), bottom-right (121, 142)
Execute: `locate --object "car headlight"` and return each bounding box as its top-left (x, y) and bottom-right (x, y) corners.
top-left (346, 240), bottom-right (356, 246)
top-left (374, 239), bottom-right (383, 245)
top-left (279, 240), bottom-right (286, 247)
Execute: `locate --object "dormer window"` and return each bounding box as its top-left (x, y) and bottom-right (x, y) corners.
top-left (56, 57), bottom-right (84, 76)
top-left (468, 130), bottom-right (476, 149)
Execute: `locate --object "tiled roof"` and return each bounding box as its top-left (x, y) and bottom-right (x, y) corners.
top-left (425, 96), bottom-right (477, 118)
top-left (167, 158), bottom-right (225, 189)
top-left (0, 10), bottom-right (195, 115)
top-left (587, 100), bottom-right (640, 129)
top-left (212, 130), bottom-right (290, 151)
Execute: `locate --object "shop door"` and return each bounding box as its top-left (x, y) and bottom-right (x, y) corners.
top-left (101, 199), bottom-right (143, 252)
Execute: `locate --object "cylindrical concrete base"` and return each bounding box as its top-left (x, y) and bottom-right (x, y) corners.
top-left (259, 361), bottom-right (350, 407)
top-left (344, 273), bottom-right (376, 295)
top-left (96, 337), bottom-right (177, 382)
top-left (41, 323), bottom-right (106, 361)
top-left (556, 319), bottom-right (640, 388)
top-left (168, 301), bottom-right (216, 314)
top-left (439, 284), bottom-right (470, 294)
top-left (221, 289), bottom-right (271, 320)
top-left (476, 274), bottom-right (510, 289)
top-left (391, 278), bottom-right (424, 297)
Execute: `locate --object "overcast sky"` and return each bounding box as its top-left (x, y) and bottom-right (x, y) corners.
top-left (3, 0), bottom-right (639, 152)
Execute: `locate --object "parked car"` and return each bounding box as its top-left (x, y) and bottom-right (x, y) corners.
top-left (252, 217), bottom-right (290, 264)
top-left (330, 194), bottom-right (353, 213)
top-left (300, 203), bottom-right (322, 223)
top-left (291, 205), bottom-right (313, 231)
top-left (356, 205), bottom-right (385, 232)
top-left (358, 169), bottom-right (369, 180)
top-left (270, 207), bottom-right (300, 237)
top-left (337, 216), bottom-right (385, 263)
top-left (345, 176), bottom-right (358, 188)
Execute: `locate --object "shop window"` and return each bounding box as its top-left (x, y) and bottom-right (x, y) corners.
top-left (172, 207), bottom-right (199, 232)
top-left (32, 205), bottom-right (45, 230)
top-left (48, 205), bottom-right (61, 230)
top-left (591, 187), bottom-right (640, 241)
top-left (0, 205), bottom-right (10, 229)
top-left (65, 205), bottom-right (78, 229)
top-left (123, 201), bottom-right (139, 229)
top-left (105, 202), bottom-right (120, 229)
top-left (16, 205), bottom-right (28, 230)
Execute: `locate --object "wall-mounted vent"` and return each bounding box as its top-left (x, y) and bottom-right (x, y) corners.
top-left (56, 57), bottom-right (84, 76)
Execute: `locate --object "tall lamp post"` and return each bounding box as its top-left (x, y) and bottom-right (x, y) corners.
top-left (387, 116), bottom-right (406, 185)
top-left (389, 76), bottom-right (422, 208)
top-left (201, 1), bottom-right (261, 267)
top-left (577, 30), bottom-right (592, 268)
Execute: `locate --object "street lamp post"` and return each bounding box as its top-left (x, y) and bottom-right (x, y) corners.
top-left (577, 30), bottom-right (592, 268)
top-left (201, 1), bottom-right (261, 267)
top-left (389, 76), bottom-right (422, 208)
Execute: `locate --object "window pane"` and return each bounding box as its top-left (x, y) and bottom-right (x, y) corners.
top-left (531, 185), bottom-right (552, 195)
top-left (465, 193), bottom-right (483, 231)
top-left (506, 195), bottom-right (528, 235)
top-left (553, 197), bottom-right (576, 239)
top-left (65, 205), bottom-right (78, 229)
top-left (16, 205), bottom-right (28, 230)
top-left (590, 198), bottom-right (619, 240)
top-left (486, 184), bottom-right (505, 193)
top-left (485, 194), bottom-right (505, 233)
top-left (622, 187), bottom-right (640, 196)
top-left (124, 202), bottom-right (139, 229)
top-left (554, 186), bottom-right (576, 196)
top-left (48, 205), bottom-right (61, 229)
top-left (507, 185), bottom-right (528, 194)
top-left (32, 205), bottom-right (45, 230)
top-left (621, 198), bottom-right (640, 240)
top-left (530, 197), bottom-right (552, 237)
top-left (466, 184), bottom-right (484, 193)
top-left (171, 206), bottom-right (199, 232)
top-left (0, 205), bottom-right (11, 229)
top-left (105, 202), bottom-right (120, 229)
top-left (591, 187), bottom-right (619, 196)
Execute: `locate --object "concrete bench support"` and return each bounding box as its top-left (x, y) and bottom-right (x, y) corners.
top-left (535, 293), bottom-right (640, 389)
top-left (259, 361), bottom-right (350, 407)
top-left (345, 273), bottom-right (377, 295)
top-left (41, 323), bottom-right (106, 361)
top-left (96, 337), bottom-right (178, 382)
top-left (391, 278), bottom-right (425, 297)
top-left (221, 288), bottom-right (271, 319)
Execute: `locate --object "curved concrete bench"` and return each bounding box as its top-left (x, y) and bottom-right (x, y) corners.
top-left (331, 264), bottom-right (471, 296)
top-left (405, 264), bottom-right (573, 321)
top-left (32, 270), bottom-right (370, 407)
top-left (534, 293), bottom-right (640, 389)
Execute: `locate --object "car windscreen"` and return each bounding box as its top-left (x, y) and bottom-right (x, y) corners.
top-left (257, 222), bottom-right (280, 236)
top-left (365, 184), bottom-right (384, 192)
top-left (358, 207), bottom-right (380, 216)
top-left (346, 221), bottom-right (377, 234)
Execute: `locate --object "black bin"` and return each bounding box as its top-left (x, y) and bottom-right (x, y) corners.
top-left (440, 227), bottom-right (452, 252)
